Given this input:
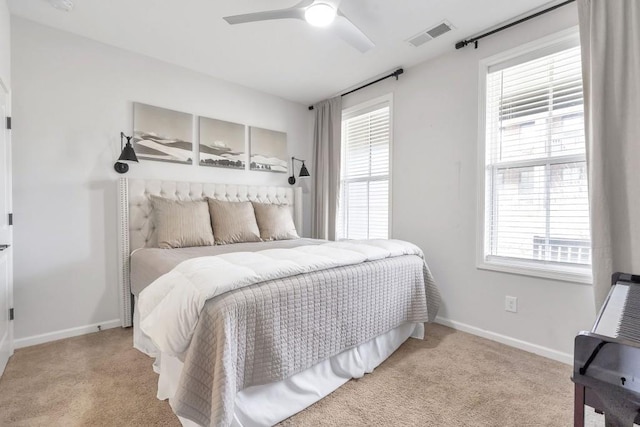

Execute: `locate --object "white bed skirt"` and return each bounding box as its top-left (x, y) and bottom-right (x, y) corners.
top-left (133, 301), bottom-right (423, 427)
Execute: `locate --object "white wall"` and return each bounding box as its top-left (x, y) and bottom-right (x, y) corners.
top-left (344, 3), bottom-right (594, 360)
top-left (0, 0), bottom-right (9, 88)
top-left (10, 18), bottom-right (312, 342)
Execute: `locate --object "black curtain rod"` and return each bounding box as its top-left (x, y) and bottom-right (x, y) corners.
top-left (455, 0), bottom-right (575, 50)
top-left (308, 68), bottom-right (404, 111)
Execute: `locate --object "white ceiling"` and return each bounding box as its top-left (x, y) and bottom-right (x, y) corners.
top-left (8, 0), bottom-right (562, 105)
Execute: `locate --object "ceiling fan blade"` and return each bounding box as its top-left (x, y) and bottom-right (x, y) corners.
top-left (223, 0), bottom-right (314, 25)
top-left (223, 9), bottom-right (303, 25)
top-left (332, 13), bottom-right (375, 53)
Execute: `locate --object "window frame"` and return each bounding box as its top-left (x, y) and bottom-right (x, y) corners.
top-left (338, 93), bottom-right (394, 240)
top-left (476, 27), bottom-right (592, 284)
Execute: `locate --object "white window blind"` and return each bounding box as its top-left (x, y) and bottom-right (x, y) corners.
top-left (337, 103), bottom-right (390, 240)
top-left (483, 42), bottom-right (591, 273)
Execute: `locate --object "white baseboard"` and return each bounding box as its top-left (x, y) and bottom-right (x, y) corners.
top-left (14, 319), bottom-right (121, 349)
top-left (434, 316), bottom-right (573, 365)
top-left (14, 316), bottom-right (572, 364)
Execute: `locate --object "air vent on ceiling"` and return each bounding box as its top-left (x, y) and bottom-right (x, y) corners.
top-left (407, 20), bottom-right (454, 48)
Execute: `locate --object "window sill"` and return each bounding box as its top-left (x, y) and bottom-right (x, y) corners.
top-left (477, 258), bottom-right (592, 285)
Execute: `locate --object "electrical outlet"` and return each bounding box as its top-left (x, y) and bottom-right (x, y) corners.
top-left (505, 296), bottom-right (518, 313)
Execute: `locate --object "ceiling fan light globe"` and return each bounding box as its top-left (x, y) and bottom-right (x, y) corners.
top-left (305, 3), bottom-right (336, 27)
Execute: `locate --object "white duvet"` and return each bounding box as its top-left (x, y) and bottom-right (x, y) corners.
top-left (138, 239), bottom-right (423, 357)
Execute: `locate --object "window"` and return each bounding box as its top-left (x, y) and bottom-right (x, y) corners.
top-left (337, 96), bottom-right (391, 240)
top-left (479, 31), bottom-right (591, 282)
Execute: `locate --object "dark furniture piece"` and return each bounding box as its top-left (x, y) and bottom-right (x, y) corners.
top-left (573, 272), bottom-right (640, 426)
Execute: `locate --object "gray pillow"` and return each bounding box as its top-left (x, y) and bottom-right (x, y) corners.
top-left (207, 199), bottom-right (261, 244)
top-left (149, 195), bottom-right (215, 249)
top-left (252, 202), bottom-right (299, 241)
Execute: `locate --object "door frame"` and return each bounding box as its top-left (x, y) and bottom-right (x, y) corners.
top-left (0, 76), bottom-right (13, 377)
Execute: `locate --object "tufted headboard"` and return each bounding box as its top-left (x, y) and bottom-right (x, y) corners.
top-left (117, 178), bottom-right (302, 327)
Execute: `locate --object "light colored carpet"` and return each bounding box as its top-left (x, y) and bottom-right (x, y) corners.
top-left (0, 324), bottom-right (589, 426)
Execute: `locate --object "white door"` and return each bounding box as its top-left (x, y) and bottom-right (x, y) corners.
top-left (0, 81), bottom-right (13, 376)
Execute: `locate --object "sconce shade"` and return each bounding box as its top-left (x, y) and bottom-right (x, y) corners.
top-left (115, 132), bottom-right (139, 174)
top-left (288, 156), bottom-right (311, 185)
top-left (118, 141), bottom-right (139, 163)
top-left (299, 162), bottom-right (310, 177)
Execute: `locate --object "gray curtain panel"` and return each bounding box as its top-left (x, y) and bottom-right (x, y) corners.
top-left (311, 96), bottom-right (342, 240)
top-left (578, 0), bottom-right (640, 308)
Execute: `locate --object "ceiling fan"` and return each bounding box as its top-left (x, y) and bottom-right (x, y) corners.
top-left (223, 0), bottom-right (375, 53)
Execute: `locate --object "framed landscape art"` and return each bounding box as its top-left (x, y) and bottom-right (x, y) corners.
top-left (249, 127), bottom-right (287, 173)
top-left (133, 103), bottom-right (194, 164)
top-left (199, 117), bottom-right (246, 169)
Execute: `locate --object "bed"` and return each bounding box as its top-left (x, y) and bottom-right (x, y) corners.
top-left (118, 178), bottom-right (440, 427)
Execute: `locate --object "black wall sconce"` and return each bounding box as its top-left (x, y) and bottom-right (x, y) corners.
top-left (288, 157), bottom-right (310, 185)
top-left (114, 132), bottom-right (139, 174)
